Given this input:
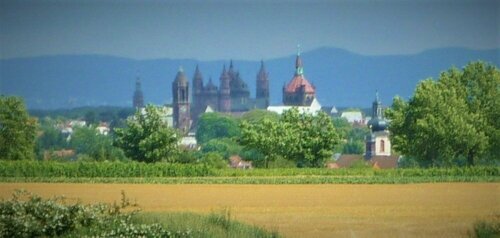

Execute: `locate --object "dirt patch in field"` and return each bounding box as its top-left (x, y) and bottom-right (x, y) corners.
top-left (0, 183), bottom-right (498, 237)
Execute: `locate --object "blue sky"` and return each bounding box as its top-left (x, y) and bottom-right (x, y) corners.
top-left (1, 0), bottom-right (498, 60)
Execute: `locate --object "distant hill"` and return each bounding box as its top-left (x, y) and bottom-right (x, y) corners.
top-left (0, 47), bottom-right (498, 109)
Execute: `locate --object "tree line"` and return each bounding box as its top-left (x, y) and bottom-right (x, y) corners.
top-left (1, 61), bottom-right (498, 168)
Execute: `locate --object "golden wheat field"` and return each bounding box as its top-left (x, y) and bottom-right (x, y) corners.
top-left (0, 183), bottom-right (498, 237)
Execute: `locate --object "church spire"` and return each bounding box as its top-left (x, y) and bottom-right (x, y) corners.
top-left (295, 44), bottom-right (304, 75)
top-left (133, 76), bottom-right (144, 108)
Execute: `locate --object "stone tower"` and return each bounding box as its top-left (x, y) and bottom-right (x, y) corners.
top-left (133, 77), bottom-right (144, 109)
top-left (256, 60), bottom-right (270, 109)
top-left (218, 65), bottom-right (231, 112)
top-left (204, 77), bottom-right (219, 112)
top-left (283, 46), bottom-right (316, 106)
top-left (172, 67), bottom-right (191, 134)
top-left (192, 65), bottom-right (204, 120)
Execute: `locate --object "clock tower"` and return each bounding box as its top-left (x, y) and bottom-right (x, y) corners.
top-left (172, 67), bottom-right (191, 134)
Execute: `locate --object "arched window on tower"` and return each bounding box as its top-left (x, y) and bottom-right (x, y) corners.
top-left (380, 139), bottom-right (385, 153)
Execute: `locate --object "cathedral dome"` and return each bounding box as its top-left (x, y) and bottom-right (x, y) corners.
top-left (284, 75), bottom-right (315, 93)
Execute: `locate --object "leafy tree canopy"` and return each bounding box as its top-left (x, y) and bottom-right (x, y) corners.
top-left (196, 113), bottom-right (240, 145)
top-left (239, 109), bottom-right (280, 124)
top-left (114, 105), bottom-right (179, 163)
top-left (240, 108), bottom-right (340, 167)
top-left (386, 61), bottom-right (499, 166)
top-left (0, 96), bottom-right (38, 160)
top-left (71, 126), bottom-right (125, 161)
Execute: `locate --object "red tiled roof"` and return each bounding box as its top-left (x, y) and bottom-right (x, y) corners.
top-left (284, 75), bottom-right (315, 93)
top-left (370, 156), bottom-right (400, 169)
top-left (326, 154), bottom-right (363, 168)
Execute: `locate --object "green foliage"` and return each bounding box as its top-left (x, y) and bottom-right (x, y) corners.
top-left (71, 126), bottom-right (125, 161)
top-left (0, 96), bottom-right (38, 160)
top-left (174, 150), bottom-right (201, 164)
top-left (267, 156), bottom-right (297, 168)
top-left (241, 108), bottom-right (340, 168)
top-left (30, 106), bottom-right (134, 130)
top-left (332, 118), bottom-right (369, 154)
top-left (36, 118), bottom-right (67, 152)
top-left (240, 109), bottom-right (280, 124)
top-left (114, 105), bottom-right (179, 163)
top-left (470, 216), bottom-right (500, 238)
top-left (201, 152), bottom-right (228, 169)
top-left (196, 113), bottom-right (240, 145)
top-left (0, 160), bottom-right (214, 177)
top-left (134, 211), bottom-right (280, 238)
top-left (342, 140), bottom-right (365, 155)
top-left (201, 138), bottom-right (242, 159)
top-left (0, 190), bottom-right (192, 238)
top-left (387, 62), bottom-right (499, 166)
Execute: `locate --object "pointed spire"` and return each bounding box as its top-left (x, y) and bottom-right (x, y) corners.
top-left (221, 64), bottom-right (227, 74)
top-left (295, 44), bottom-right (304, 75)
top-left (193, 64), bottom-right (202, 79)
top-left (229, 59), bottom-right (234, 69)
top-left (257, 60), bottom-right (268, 80)
top-left (135, 76), bottom-right (142, 90)
top-left (375, 90), bottom-right (380, 103)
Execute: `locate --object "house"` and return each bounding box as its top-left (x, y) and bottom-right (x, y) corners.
top-left (340, 111), bottom-right (363, 124)
top-left (370, 156), bottom-right (400, 169)
top-left (96, 122), bottom-right (110, 135)
top-left (229, 155), bottom-right (252, 169)
top-left (327, 154), bottom-right (363, 168)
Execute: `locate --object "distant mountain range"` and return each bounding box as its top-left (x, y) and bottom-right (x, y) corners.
top-left (0, 47), bottom-right (498, 110)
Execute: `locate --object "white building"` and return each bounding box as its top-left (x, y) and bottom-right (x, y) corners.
top-left (267, 98), bottom-right (322, 115)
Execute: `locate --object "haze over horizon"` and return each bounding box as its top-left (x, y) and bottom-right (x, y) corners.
top-left (1, 0), bottom-right (498, 61)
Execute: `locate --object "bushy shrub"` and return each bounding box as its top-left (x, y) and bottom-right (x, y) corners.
top-left (0, 190), bottom-right (191, 238)
top-left (470, 215), bottom-right (500, 238)
top-left (201, 152), bottom-right (227, 169)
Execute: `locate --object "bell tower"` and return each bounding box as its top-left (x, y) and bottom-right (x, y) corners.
top-left (172, 67), bottom-right (191, 134)
top-left (256, 60), bottom-right (269, 109)
top-left (218, 65), bottom-right (231, 112)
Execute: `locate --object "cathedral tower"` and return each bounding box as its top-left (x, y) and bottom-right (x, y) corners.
top-left (218, 65), bottom-right (231, 112)
top-left (256, 60), bottom-right (270, 109)
top-left (192, 65), bottom-right (204, 120)
top-left (133, 77), bottom-right (144, 109)
top-left (172, 67), bottom-right (191, 134)
top-left (283, 46), bottom-right (316, 106)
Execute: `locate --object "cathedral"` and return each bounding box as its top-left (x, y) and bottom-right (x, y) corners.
top-left (172, 61), bottom-right (270, 133)
top-left (282, 48), bottom-right (316, 106)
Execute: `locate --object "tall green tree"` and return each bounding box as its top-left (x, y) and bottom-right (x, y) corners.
top-left (0, 96), bottom-right (38, 160)
top-left (239, 109), bottom-right (280, 124)
top-left (240, 108), bottom-right (339, 167)
top-left (70, 126), bottom-right (125, 161)
top-left (196, 113), bottom-right (240, 145)
top-left (386, 62), bottom-right (498, 166)
top-left (114, 105), bottom-right (179, 163)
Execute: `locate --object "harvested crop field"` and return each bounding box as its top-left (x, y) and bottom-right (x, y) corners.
top-left (0, 183), bottom-right (498, 237)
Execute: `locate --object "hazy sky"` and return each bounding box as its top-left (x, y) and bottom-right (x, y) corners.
top-left (1, 0), bottom-right (498, 60)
